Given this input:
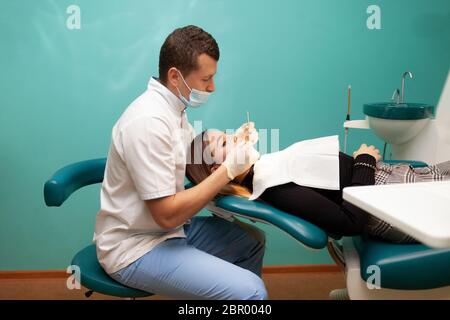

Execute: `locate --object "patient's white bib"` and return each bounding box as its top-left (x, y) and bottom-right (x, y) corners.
top-left (249, 135), bottom-right (340, 200)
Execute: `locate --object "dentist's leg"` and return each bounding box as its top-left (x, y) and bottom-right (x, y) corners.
top-left (233, 218), bottom-right (267, 248)
top-left (109, 218), bottom-right (267, 299)
top-left (186, 216), bottom-right (266, 278)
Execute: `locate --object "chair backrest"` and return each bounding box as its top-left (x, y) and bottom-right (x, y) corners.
top-left (44, 158), bottom-right (195, 207)
top-left (44, 158), bottom-right (107, 207)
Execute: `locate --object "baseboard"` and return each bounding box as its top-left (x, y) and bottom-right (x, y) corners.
top-left (263, 264), bottom-right (340, 274)
top-left (0, 264), bottom-right (340, 279)
top-left (0, 270), bottom-right (69, 279)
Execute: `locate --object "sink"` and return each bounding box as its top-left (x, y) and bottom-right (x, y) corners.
top-left (363, 102), bottom-right (434, 145)
top-left (363, 102), bottom-right (434, 120)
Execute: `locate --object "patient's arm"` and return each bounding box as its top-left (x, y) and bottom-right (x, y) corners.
top-left (351, 154), bottom-right (376, 186)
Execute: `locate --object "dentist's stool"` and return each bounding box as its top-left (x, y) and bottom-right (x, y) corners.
top-left (44, 158), bottom-right (151, 299)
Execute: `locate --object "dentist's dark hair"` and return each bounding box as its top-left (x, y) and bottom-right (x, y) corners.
top-left (159, 25), bottom-right (220, 84)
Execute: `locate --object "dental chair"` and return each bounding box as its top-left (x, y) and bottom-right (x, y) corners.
top-left (43, 158), bottom-right (331, 299)
top-left (44, 156), bottom-right (450, 300)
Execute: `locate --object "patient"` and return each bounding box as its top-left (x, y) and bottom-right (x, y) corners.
top-left (186, 129), bottom-right (450, 244)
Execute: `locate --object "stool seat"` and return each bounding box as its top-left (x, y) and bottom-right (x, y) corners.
top-left (354, 236), bottom-right (450, 290)
top-left (71, 245), bottom-right (151, 298)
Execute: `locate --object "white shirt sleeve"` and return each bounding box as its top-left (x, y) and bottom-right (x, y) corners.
top-left (119, 116), bottom-right (176, 200)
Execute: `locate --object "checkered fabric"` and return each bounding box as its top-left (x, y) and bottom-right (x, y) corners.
top-left (365, 160), bottom-right (450, 243)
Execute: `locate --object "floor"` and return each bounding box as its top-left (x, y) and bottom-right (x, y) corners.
top-left (0, 271), bottom-right (346, 300)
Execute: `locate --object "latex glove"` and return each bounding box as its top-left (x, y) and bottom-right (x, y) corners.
top-left (235, 122), bottom-right (258, 145)
top-left (222, 141), bottom-right (260, 180)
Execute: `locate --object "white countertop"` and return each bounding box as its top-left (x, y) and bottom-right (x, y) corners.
top-left (343, 181), bottom-right (450, 248)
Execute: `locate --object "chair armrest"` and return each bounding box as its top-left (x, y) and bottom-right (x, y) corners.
top-left (214, 196), bottom-right (328, 249)
top-left (184, 182), bottom-right (329, 248)
top-left (44, 158), bottom-right (107, 207)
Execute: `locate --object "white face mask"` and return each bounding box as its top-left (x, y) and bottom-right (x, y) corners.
top-left (176, 70), bottom-right (211, 108)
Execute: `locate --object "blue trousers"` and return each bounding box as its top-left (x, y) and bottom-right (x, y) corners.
top-left (109, 216), bottom-right (268, 300)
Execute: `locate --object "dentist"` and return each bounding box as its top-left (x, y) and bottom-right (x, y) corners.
top-left (94, 25), bottom-right (267, 300)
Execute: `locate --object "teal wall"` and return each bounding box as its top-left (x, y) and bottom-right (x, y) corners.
top-left (1, 0), bottom-right (449, 270)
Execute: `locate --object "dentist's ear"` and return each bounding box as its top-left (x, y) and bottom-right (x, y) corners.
top-left (167, 67), bottom-right (181, 88)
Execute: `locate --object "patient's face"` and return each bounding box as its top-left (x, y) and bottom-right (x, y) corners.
top-left (206, 130), bottom-right (239, 164)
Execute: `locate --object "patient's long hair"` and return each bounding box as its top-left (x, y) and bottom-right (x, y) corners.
top-left (186, 130), bottom-right (252, 198)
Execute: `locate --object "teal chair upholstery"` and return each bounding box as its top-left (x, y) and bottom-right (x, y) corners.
top-left (44, 158), bottom-right (107, 207)
top-left (352, 159), bottom-right (450, 291)
top-left (71, 245), bottom-right (150, 298)
top-left (354, 236), bottom-right (450, 290)
top-left (212, 194), bottom-right (329, 249)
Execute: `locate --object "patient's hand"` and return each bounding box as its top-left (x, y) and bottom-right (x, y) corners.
top-left (353, 144), bottom-right (381, 161)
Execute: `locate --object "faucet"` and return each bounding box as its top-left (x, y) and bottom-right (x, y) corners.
top-left (392, 88), bottom-right (400, 104)
top-left (401, 71), bottom-right (413, 104)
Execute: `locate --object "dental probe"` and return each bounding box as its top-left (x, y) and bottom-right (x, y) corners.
top-left (246, 111), bottom-right (250, 142)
